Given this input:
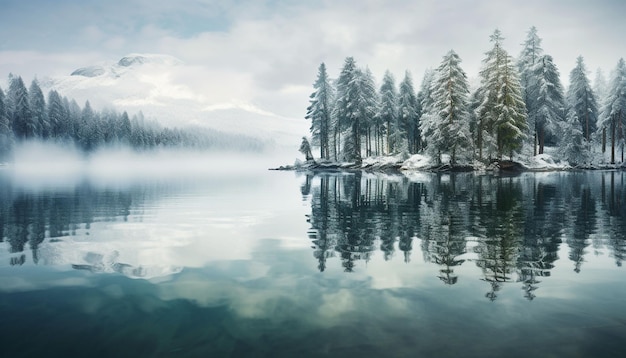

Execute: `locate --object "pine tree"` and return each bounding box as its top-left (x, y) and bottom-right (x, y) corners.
top-left (29, 79), bottom-right (48, 138)
top-left (7, 75), bottom-right (34, 139)
top-left (476, 30), bottom-right (528, 160)
top-left (567, 56), bottom-right (598, 145)
top-left (118, 111), bottom-right (132, 144)
top-left (495, 54), bottom-right (528, 158)
top-left (475, 30), bottom-right (506, 160)
top-left (417, 69), bottom-right (436, 153)
top-left (66, 98), bottom-right (81, 141)
top-left (0, 87), bottom-right (13, 158)
top-left (130, 115), bottom-right (146, 149)
top-left (299, 136), bottom-right (314, 161)
top-left (100, 109), bottom-right (119, 143)
top-left (357, 67), bottom-right (379, 157)
top-left (428, 50), bottom-right (472, 164)
top-left (594, 68), bottom-right (608, 104)
top-left (560, 111), bottom-right (589, 165)
top-left (598, 58), bottom-right (626, 163)
top-left (398, 71), bottom-right (420, 154)
top-left (518, 26), bottom-right (543, 152)
top-left (47, 90), bottom-right (69, 140)
top-left (306, 63), bottom-right (334, 160)
top-left (532, 54), bottom-right (565, 154)
top-left (379, 70), bottom-right (399, 154)
top-left (78, 101), bottom-right (94, 150)
top-left (333, 57), bottom-right (362, 163)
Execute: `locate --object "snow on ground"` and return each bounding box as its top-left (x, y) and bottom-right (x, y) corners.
top-left (302, 151), bottom-right (578, 173)
top-left (523, 154), bottom-right (571, 170)
top-left (400, 154), bottom-right (432, 170)
top-left (362, 153), bottom-right (407, 168)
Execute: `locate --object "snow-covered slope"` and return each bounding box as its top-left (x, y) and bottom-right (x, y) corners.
top-left (41, 53), bottom-right (308, 151)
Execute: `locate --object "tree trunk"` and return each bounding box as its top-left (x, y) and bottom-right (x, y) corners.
top-left (611, 114), bottom-right (616, 164)
top-left (353, 121), bottom-right (361, 164)
top-left (334, 126), bottom-right (341, 162)
top-left (617, 109), bottom-right (624, 163)
top-left (386, 119), bottom-right (391, 155)
top-left (477, 120), bottom-right (483, 161)
top-left (585, 111), bottom-right (590, 142)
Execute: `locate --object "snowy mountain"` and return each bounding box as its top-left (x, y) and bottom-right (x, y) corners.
top-left (41, 53), bottom-right (308, 151)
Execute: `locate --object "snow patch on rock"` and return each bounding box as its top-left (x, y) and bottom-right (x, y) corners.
top-left (400, 154), bottom-right (432, 170)
top-left (524, 154), bottom-right (571, 170)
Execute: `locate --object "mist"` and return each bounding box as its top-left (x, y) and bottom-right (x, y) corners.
top-left (3, 141), bottom-right (298, 190)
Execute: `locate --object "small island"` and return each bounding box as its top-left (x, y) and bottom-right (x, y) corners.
top-left (277, 28), bottom-right (626, 174)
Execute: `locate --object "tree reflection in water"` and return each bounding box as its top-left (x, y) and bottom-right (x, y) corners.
top-left (305, 171), bottom-right (626, 300)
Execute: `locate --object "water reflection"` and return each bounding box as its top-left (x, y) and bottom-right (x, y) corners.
top-left (305, 171), bottom-right (626, 300)
top-left (2, 168), bottom-right (625, 301)
top-left (1, 169), bottom-right (626, 357)
top-left (0, 182), bottom-right (132, 264)
top-left (0, 172), bottom-right (193, 278)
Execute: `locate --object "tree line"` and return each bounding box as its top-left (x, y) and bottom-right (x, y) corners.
top-left (0, 74), bottom-right (262, 161)
top-left (306, 27), bottom-right (626, 166)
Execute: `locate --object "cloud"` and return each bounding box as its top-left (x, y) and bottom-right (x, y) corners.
top-left (1, 0), bottom-right (624, 120)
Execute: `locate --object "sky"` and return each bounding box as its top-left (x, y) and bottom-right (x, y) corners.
top-left (0, 0), bottom-right (624, 120)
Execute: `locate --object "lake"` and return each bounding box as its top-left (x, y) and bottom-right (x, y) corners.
top-left (1, 165), bottom-right (625, 357)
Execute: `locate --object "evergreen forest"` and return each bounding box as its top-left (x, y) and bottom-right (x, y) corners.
top-left (305, 28), bottom-right (626, 167)
top-left (0, 75), bottom-right (262, 161)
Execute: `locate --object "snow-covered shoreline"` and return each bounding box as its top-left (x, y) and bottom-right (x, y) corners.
top-left (273, 152), bottom-right (626, 173)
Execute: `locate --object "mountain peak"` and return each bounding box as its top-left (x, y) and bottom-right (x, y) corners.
top-left (70, 65), bottom-right (106, 77)
top-left (117, 53), bottom-right (183, 67)
top-left (69, 53), bottom-right (183, 77)
top-left (118, 55), bottom-right (147, 67)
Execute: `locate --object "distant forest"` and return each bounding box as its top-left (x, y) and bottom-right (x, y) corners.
top-left (305, 27), bottom-right (626, 166)
top-left (0, 74), bottom-right (263, 161)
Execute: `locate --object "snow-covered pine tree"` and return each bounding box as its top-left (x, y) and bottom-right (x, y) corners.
top-left (428, 50), bottom-right (472, 164)
top-left (594, 68), bottom-right (608, 105)
top-left (7, 75), bottom-right (34, 139)
top-left (475, 29), bottom-right (507, 160)
top-left (398, 71), bottom-right (420, 154)
top-left (78, 101), bottom-right (95, 151)
top-left (379, 70), bottom-right (398, 155)
top-left (47, 90), bottom-right (66, 140)
top-left (305, 63), bottom-right (334, 160)
top-left (532, 54), bottom-right (565, 154)
top-left (0, 87), bottom-right (13, 158)
top-left (567, 56), bottom-right (598, 145)
top-left (598, 58), bottom-right (626, 163)
top-left (517, 26), bottom-right (544, 153)
top-left (100, 109), bottom-right (119, 143)
top-left (118, 111), bottom-right (132, 144)
top-left (494, 54), bottom-right (528, 159)
top-left (357, 67), bottom-right (379, 157)
top-left (299, 136), bottom-right (314, 161)
top-left (92, 111), bottom-right (105, 148)
top-left (29, 79), bottom-right (48, 139)
top-left (66, 98), bottom-right (82, 141)
top-left (560, 110), bottom-right (589, 166)
top-left (468, 88), bottom-right (482, 159)
top-left (417, 69), bottom-right (436, 153)
top-left (333, 57), bottom-right (362, 163)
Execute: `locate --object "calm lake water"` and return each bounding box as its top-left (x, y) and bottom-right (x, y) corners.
top-left (1, 166), bottom-right (625, 357)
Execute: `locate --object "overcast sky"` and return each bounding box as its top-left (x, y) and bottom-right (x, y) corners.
top-left (0, 0), bottom-right (624, 119)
